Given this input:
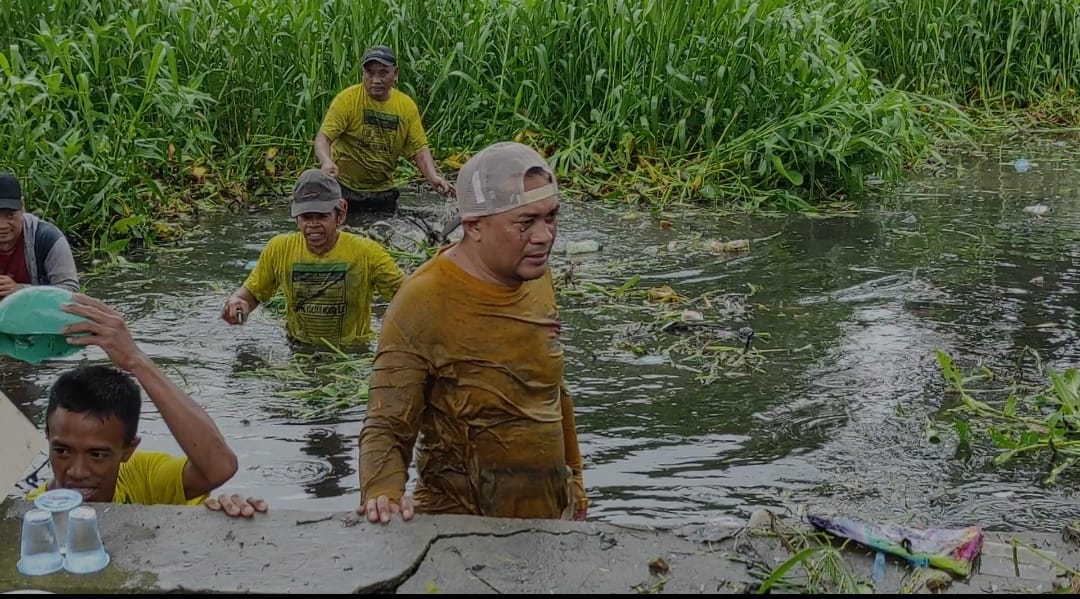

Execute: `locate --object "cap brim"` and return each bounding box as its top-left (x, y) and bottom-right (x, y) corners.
top-left (0, 198), bottom-right (22, 211)
top-left (291, 200), bottom-right (339, 217)
top-left (363, 57), bottom-right (396, 67)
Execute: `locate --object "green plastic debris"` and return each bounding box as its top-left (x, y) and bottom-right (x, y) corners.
top-left (0, 287), bottom-right (88, 364)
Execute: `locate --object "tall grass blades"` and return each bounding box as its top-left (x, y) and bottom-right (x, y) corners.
top-left (0, 0), bottom-right (1077, 252)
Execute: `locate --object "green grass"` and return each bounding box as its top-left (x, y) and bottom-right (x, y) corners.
top-left (1, 0), bottom-right (1078, 255)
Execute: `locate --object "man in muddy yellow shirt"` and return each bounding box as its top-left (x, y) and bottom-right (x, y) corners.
top-left (221, 169), bottom-right (404, 348)
top-left (315, 45), bottom-right (453, 213)
top-left (359, 141), bottom-right (588, 523)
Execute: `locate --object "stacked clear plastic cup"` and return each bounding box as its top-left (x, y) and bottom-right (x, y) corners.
top-left (62, 506), bottom-right (110, 574)
top-left (16, 509), bottom-right (63, 576)
top-left (32, 489), bottom-right (83, 555)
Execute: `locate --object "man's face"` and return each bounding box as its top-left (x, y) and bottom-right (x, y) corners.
top-left (0, 205), bottom-right (25, 247)
top-left (362, 62), bottom-right (397, 101)
top-left (295, 209), bottom-right (342, 255)
top-left (470, 174), bottom-right (560, 286)
top-left (45, 408), bottom-right (139, 503)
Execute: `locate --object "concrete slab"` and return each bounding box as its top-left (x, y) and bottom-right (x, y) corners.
top-left (0, 499), bottom-right (439, 593)
top-left (1, 499), bottom-right (1078, 594)
top-left (399, 517), bottom-right (755, 594)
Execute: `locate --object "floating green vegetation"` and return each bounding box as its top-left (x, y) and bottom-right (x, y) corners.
top-left (936, 348), bottom-right (1080, 485)
top-left (556, 268), bottom-right (788, 384)
top-left (236, 342), bottom-right (372, 421)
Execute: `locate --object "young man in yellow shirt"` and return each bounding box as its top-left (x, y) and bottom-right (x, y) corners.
top-left (221, 169), bottom-right (404, 349)
top-left (314, 45), bottom-right (454, 213)
top-left (27, 294), bottom-right (263, 518)
top-left (358, 141), bottom-right (588, 524)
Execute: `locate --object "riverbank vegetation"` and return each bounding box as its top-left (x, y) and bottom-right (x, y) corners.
top-left (1, 0), bottom-right (1078, 254)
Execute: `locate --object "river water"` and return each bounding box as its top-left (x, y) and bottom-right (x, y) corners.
top-left (4, 134), bottom-right (1079, 533)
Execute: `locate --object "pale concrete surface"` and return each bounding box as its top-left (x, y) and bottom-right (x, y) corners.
top-left (0, 499), bottom-right (1076, 594)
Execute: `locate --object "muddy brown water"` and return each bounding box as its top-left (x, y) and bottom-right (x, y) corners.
top-left (4, 134), bottom-right (1080, 533)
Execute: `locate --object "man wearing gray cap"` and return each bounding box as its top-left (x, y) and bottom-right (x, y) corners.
top-left (314, 45), bottom-right (453, 213)
top-left (221, 169), bottom-right (404, 348)
top-left (0, 172), bottom-right (79, 298)
top-left (359, 141), bottom-right (588, 524)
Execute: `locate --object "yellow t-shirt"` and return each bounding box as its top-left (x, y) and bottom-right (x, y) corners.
top-left (359, 248), bottom-right (587, 519)
top-left (319, 85), bottom-right (429, 192)
top-left (26, 451), bottom-right (206, 506)
top-left (243, 231), bottom-right (404, 347)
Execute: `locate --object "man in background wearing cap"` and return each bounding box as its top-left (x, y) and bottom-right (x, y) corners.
top-left (358, 141), bottom-right (588, 524)
top-left (221, 169), bottom-right (404, 348)
top-left (314, 45), bottom-right (454, 214)
top-left (0, 172), bottom-right (79, 298)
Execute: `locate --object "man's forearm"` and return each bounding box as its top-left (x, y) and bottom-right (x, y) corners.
top-left (315, 133), bottom-right (334, 165)
top-left (413, 148), bottom-right (443, 185)
top-left (128, 356), bottom-right (238, 488)
top-left (233, 286), bottom-right (261, 312)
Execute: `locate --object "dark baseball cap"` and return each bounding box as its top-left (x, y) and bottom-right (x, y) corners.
top-left (0, 173), bottom-right (22, 211)
top-left (362, 45), bottom-right (396, 67)
top-left (291, 169), bottom-right (342, 217)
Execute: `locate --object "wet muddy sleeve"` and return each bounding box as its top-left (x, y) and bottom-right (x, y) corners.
top-left (359, 349), bottom-right (430, 503)
top-left (560, 381), bottom-right (588, 513)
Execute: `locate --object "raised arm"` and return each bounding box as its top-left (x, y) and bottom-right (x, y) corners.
top-left (60, 294), bottom-right (238, 500)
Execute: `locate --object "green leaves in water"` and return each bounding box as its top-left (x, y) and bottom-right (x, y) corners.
top-left (237, 343), bottom-right (372, 421)
top-left (935, 348), bottom-right (1080, 485)
top-left (558, 272), bottom-right (772, 384)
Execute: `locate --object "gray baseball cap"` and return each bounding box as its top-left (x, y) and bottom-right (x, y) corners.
top-left (362, 45), bottom-right (397, 67)
top-left (291, 169), bottom-right (342, 217)
top-left (456, 142), bottom-right (558, 218)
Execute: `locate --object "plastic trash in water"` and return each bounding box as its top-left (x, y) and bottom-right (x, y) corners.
top-left (1014, 158), bottom-right (1030, 173)
top-left (565, 240), bottom-right (602, 255)
top-left (244, 260), bottom-right (258, 271)
top-left (873, 551), bottom-right (886, 583)
top-left (808, 513), bottom-right (984, 577)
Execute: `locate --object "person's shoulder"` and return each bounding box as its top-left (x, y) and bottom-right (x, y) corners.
top-left (24, 212), bottom-right (65, 235)
top-left (264, 232), bottom-right (302, 251)
top-left (338, 232), bottom-right (390, 254)
top-left (25, 213), bottom-right (72, 247)
top-left (397, 255), bottom-right (445, 293)
top-left (390, 89), bottom-right (421, 113)
top-left (125, 449), bottom-right (182, 464)
top-left (118, 450), bottom-right (185, 476)
top-left (335, 83), bottom-right (365, 100)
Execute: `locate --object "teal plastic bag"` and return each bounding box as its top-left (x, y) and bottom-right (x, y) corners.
top-left (0, 287), bottom-right (87, 364)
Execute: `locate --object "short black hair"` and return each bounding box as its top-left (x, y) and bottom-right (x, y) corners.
top-left (45, 365), bottom-right (142, 446)
top-left (524, 166), bottom-right (553, 182)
